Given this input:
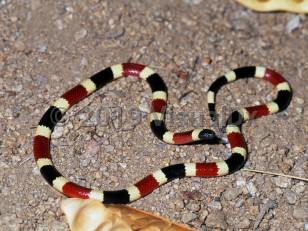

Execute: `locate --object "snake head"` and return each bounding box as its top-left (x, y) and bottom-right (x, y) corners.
top-left (198, 129), bottom-right (217, 141)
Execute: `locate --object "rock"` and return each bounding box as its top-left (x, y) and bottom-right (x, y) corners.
top-left (293, 205), bottom-right (308, 219)
top-left (205, 211), bottom-right (227, 229)
top-left (74, 28), bottom-right (87, 41)
top-left (274, 176), bottom-right (292, 189)
top-left (230, 19), bottom-right (251, 32)
top-left (284, 190), bottom-right (298, 205)
top-left (0, 54), bottom-right (6, 61)
top-left (207, 201), bottom-right (222, 210)
top-left (294, 97), bottom-right (305, 105)
top-left (182, 0), bottom-right (203, 4)
top-left (138, 102), bottom-right (150, 113)
top-left (249, 206), bottom-right (259, 216)
top-left (201, 57), bottom-right (212, 66)
top-left (51, 127), bottom-right (63, 139)
top-left (286, 15), bottom-right (301, 33)
top-left (215, 182), bottom-right (227, 194)
top-left (38, 44), bottom-right (47, 53)
top-left (36, 74), bottom-right (46, 85)
top-left (181, 212), bottom-right (197, 223)
top-left (293, 182), bottom-right (306, 194)
top-left (223, 187), bottom-right (241, 201)
top-left (175, 199), bottom-right (184, 209)
top-left (55, 19), bottom-right (66, 30)
top-left (238, 217), bottom-right (251, 229)
top-left (105, 145), bottom-right (114, 152)
top-left (246, 182), bottom-right (258, 196)
top-left (0, 214), bottom-right (23, 230)
top-left (199, 210), bottom-right (209, 221)
top-left (277, 148), bottom-right (290, 156)
top-left (13, 40), bottom-right (26, 52)
top-left (186, 201), bottom-right (201, 212)
top-left (293, 157), bottom-right (307, 177)
top-left (236, 177), bottom-right (246, 187)
top-left (0, 61), bottom-right (4, 71)
top-left (16, 84), bottom-right (23, 92)
top-left (278, 161), bottom-right (292, 173)
top-left (235, 199), bottom-right (244, 208)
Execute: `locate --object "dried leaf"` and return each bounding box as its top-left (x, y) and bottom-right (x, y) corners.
top-left (60, 199), bottom-right (195, 231)
top-left (60, 198), bottom-right (132, 231)
top-left (235, 0), bottom-right (308, 13)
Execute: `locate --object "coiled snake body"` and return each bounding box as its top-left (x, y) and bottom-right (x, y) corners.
top-left (33, 63), bottom-right (292, 203)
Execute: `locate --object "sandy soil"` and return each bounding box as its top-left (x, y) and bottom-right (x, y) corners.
top-left (0, 0), bottom-right (307, 230)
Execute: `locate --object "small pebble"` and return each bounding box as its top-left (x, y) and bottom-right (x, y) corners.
top-left (207, 201), bottom-right (222, 210)
top-left (293, 182), bottom-right (306, 194)
top-left (16, 84), bottom-right (23, 92)
top-left (51, 75), bottom-right (60, 82)
top-left (286, 15), bottom-right (301, 33)
top-left (238, 217), bottom-right (251, 229)
top-left (205, 211), bottom-right (227, 229)
top-left (107, 90), bottom-right (125, 98)
top-left (0, 61), bottom-right (4, 71)
top-left (10, 16), bottom-right (18, 22)
top-left (284, 190), bottom-right (298, 205)
top-left (246, 182), bottom-right (258, 197)
top-left (175, 199), bottom-right (184, 209)
top-left (0, 54), bottom-right (6, 61)
top-left (182, 0), bottom-right (203, 4)
top-left (236, 177), bottom-right (246, 187)
top-left (138, 103), bottom-right (150, 113)
top-left (36, 74), bottom-right (46, 85)
top-left (294, 97), bottom-right (304, 105)
top-left (249, 206), bottom-right (259, 216)
top-left (74, 28), bottom-right (87, 41)
top-left (199, 210), bottom-right (209, 221)
top-left (201, 57), bottom-right (212, 66)
top-left (274, 177), bottom-right (292, 189)
top-left (223, 187), bottom-right (241, 201)
top-left (181, 212), bottom-right (197, 223)
top-left (293, 205), bottom-right (308, 219)
top-left (51, 127), bottom-right (63, 139)
top-left (14, 40), bottom-right (26, 52)
top-left (277, 148), bottom-right (290, 156)
top-left (230, 19), bottom-right (251, 31)
top-left (55, 19), bottom-right (66, 30)
top-left (38, 44), bottom-right (47, 53)
top-left (278, 162), bottom-right (292, 173)
top-left (105, 145), bottom-right (114, 152)
top-left (235, 199), bottom-right (244, 208)
top-left (186, 201), bottom-right (201, 212)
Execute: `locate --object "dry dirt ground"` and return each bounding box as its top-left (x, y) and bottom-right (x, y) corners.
top-left (0, 0), bottom-right (307, 230)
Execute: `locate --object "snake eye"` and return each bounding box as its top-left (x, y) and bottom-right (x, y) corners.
top-left (198, 129), bottom-right (217, 140)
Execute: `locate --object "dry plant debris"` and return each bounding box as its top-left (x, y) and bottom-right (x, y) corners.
top-left (235, 0), bottom-right (308, 13)
top-left (60, 198), bottom-right (194, 231)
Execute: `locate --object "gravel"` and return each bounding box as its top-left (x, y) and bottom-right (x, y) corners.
top-left (0, 0), bottom-right (307, 230)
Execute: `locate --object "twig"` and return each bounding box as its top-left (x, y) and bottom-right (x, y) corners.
top-left (241, 168), bottom-right (308, 182)
top-left (19, 157), bottom-right (32, 166)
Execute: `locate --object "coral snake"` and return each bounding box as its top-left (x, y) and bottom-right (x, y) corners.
top-left (33, 63), bottom-right (292, 204)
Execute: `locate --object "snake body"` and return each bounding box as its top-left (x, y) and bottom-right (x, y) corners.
top-left (33, 63), bottom-right (292, 203)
